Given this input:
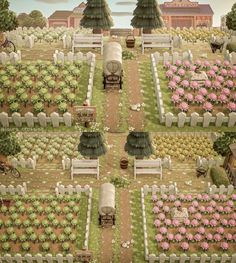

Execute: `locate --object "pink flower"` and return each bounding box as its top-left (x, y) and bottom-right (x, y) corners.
top-left (161, 194), bottom-right (168, 201)
top-left (220, 219), bottom-right (228, 226)
top-left (155, 233), bottom-right (163, 242)
top-left (194, 233), bottom-right (203, 242)
top-left (178, 227), bottom-right (187, 235)
top-left (163, 205), bottom-right (170, 213)
top-left (233, 234), bottom-right (236, 242)
top-left (166, 70), bottom-right (174, 79)
top-left (217, 227), bottom-right (225, 234)
top-left (179, 102), bottom-right (189, 112)
top-left (168, 195), bottom-right (176, 202)
top-left (215, 60), bottom-right (222, 66)
top-left (181, 80), bottom-right (190, 88)
top-left (186, 194), bottom-right (193, 201)
top-left (221, 69), bottom-right (228, 76)
top-left (218, 94), bottom-right (228, 104)
top-left (214, 233), bottom-right (222, 242)
top-left (192, 200), bottom-right (199, 207)
top-left (190, 81), bottom-right (200, 90)
top-left (181, 242), bottom-right (189, 251)
top-left (195, 60), bottom-right (202, 67)
top-left (228, 219), bottom-right (236, 227)
top-left (183, 60), bottom-right (191, 68)
top-left (188, 206), bottom-right (196, 214)
top-left (208, 92), bottom-right (217, 102)
top-left (225, 233), bottom-right (233, 241)
top-left (212, 80), bottom-right (221, 90)
top-left (228, 69), bottom-right (236, 78)
top-left (227, 102), bottom-right (236, 112)
top-left (194, 213), bottom-right (202, 220)
top-left (160, 227), bottom-right (168, 235)
top-left (198, 88), bottom-right (208, 96)
top-left (232, 212), bottom-right (236, 220)
top-left (190, 65), bottom-right (196, 71)
top-left (186, 233), bottom-right (194, 241)
top-left (178, 68), bottom-right (185, 76)
top-left (206, 206), bottom-right (215, 214)
top-left (156, 200), bottom-right (164, 207)
top-left (191, 219), bottom-right (199, 227)
top-left (226, 80), bottom-right (234, 88)
top-left (179, 194), bottom-right (185, 201)
top-left (219, 194), bottom-right (227, 201)
top-left (202, 219), bottom-right (209, 226)
top-left (212, 65), bottom-right (219, 72)
top-left (222, 88), bottom-right (230, 96)
top-left (154, 219), bottom-right (161, 227)
top-left (195, 94), bottom-right (205, 104)
top-left (185, 93), bottom-right (194, 102)
top-left (213, 194), bottom-right (220, 200)
top-left (168, 81), bottom-right (177, 90)
top-left (152, 195), bottom-right (158, 202)
top-left (171, 94), bottom-right (181, 104)
top-left (203, 102), bottom-right (213, 112)
top-left (172, 219), bottom-right (180, 227)
top-left (175, 60), bottom-right (182, 67)
top-left (170, 65), bottom-right (177, 73)
top-left (220, 242), bottom-right (229, 251)
top-left (231, 194), bottom-right (236, 201)
top-left (223, 60), bottom-right (230, 68)
top-left (216, 205), bottom-right (224, 213)
top-left (224, 206), bottom-right (232, 214)
top-left (227, 200), bottom-right (234, 207)
top-left (183, 219), bottom-right (191, 226)
top-left (202, 194), bottom-right (210, 201)
top-left (164, 61), bottom-right (171, 69)
top-left (158, 213), bottom-right (166, 221)
top-left (203, 61), bottom-right (211, 68)
top-left (164, 219), bottom-right (172, 226)
top-left (153, 206), bottom-right (160, 214)
top-left (175, 233), bottom-right (183, 242)
top-left (167, 233), bottom-right (174, 241)
top-left (176, 88), bottom-right (185, 97)
top-left (209, 219), bottom-right (217, 227)
top-left (173, 75), bottom-right (181, 83)
top-left (199, 206), bottom-right (206, 213)
top-left (204, 80), bottom-right (212, 88)
top-left (210, 200), bottom-right (217, 207)
top-left (213, 213), bottom-right (221, 221)
top-left (201, 241), bottom-right (209, 251)
top-left (197, 194), bottom-right (203, 201)
top-left (197, 227), bottom-right (205, 234)
top-left (207, 70), bottom-right (216, 78)
top-left (160, 241), bottom-right (170, 251)
top-left (206, 233), bottom-right (213, 241)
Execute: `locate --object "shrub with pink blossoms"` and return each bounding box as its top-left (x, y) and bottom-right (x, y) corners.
top-left (215, 60), bottom-right (222, 67)
top-left (163, 205), bottom-right (170, 213)
top-left (207, 70), bottom-right (216, 78)
top-left (181, 242), bottom-right (189, 251)
top-left (183, 60), bottom-right (191, 69)
top-left (172, 94), bottom-right (181, 104)
top-left (185, 93), bottom-right (194, 102)
top-left (167, 233), bottom-right (174, 241)
top-left (186, 233), bottom-right (194, 241)
top-left (228, 69), bottom-right (236, 78)
top-left (222, 88), bottom-right (230, 96)
top-left (173, 75), bottom-right (181, 83)
top-left (153, 206), bottom-right (160, 214)
top-left (198, 88), bottom-right (208, 96)
top-left (214, 233), bottom-right (222, 242)
top-left (190, 81), bottom-right (200, 90)
top-left (213, 213), bottom-right (221, 221)
top-left (172, 219), bottom-right (180, 227)
top-left (160, 242), bottom-right (170, 251)
top-left (220, 219), bottom-right (228, 227)
top-left (166, 70), bottom-right (174, 79)
top-left (231, 194), bottom-right (236, 201)
top-left (179, 101), bottom-right (189, 111)
top-left (225, 233), bottom-right (233, 241)
top-left (223, 60), bottom-right (230, 68)
top-left (197, 226), bottom-right (205, 234)
top-left (164, 61), bottom-right (171, 69)
top-left (218, 94), bottom-right (228, 104)
top-left (216, 76), bottom-right (224, 83)
top-left (170, 65), bottom-right (177, 73)
top-left (175, 60), bottom-right (182, 67)
top-left (212, 80), bottom-right (221, 90)
top-left (175, 233), bottom-right (183, 242)
top-left (226, 80), bottom-right (234, 88)
top-left (204, 80), bottom-right (212, 88)
top-left (154, 219), bottom-right (161, 227)
top-left (195, 94), bottom-right (205, 104)
top-left (220, 242), bottom-right (229, 251)
top-left (206, 233), bottom-right (213, 241)
top-left (194, 233), bottom-right (203, 242)
top-left (209, 219), bottom-right (218, 227)
top-left (201, 242), bottom-right (209, 251)
top-left (176, 88), bottom-right (185, 97)
top-left (178, 226), bottom-right (187, 235)
top-left (178, 68), bottom-right (185, 76)
top-left (160, 226), bottom-right (168, 235)
top-left (155, 233), bottom-right (163, 242)
top-left (181, 80), bottom-right (190, 88)
top-left (164, 219), bottom-right (172, 226)
top-left (203, 61), bottom-right (211, 69)
top-left (156, 200), bottom-right (163, 207)
top-left (191, 219), bottom-right (199, 227)
top-left (168, 81), bottom-right (177, 91)
top-left (203, 102), bottom-right (213, 112)
top-left (202, 219), bottom-right (209, 226)
top-left (227, 102), bottom-right (236, 112)
top-left (158, 213), bottom-right (166, 221)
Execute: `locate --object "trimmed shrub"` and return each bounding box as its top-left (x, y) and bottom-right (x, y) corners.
top-left (210, 167), bottom-right (230, 187)
top-left (226, 42), bottom-right (236, 53)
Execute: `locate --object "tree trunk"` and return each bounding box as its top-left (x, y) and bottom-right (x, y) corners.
top-left (143, 28), bottom-right (152, 34)
top-left (93, 28), bottom-right (102, 34)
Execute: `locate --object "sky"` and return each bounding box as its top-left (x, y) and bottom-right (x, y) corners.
top-left (9, 0), bottom-right (235, 28)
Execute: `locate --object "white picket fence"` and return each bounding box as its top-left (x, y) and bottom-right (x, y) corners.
top-left (0, 183), bottom-right (27, 195)
top-left (206, 183), bottom-right (235, 195)
top-left (151, 53), bottom-right (236, 127)
top-left (142, 184), bottom-right (178, 196)
top-left (8, 156), bottom-right (37, 170)
top-left (224, 50), bottom-right (236, 65)
top-left (196, 156), bottom-right (224, 168)
top-left (55, 183), bottom-right (92, 249)
top-left (0, 51), bottom-right (21, 65)
top-left (152, 50), bottom-right (193, 65)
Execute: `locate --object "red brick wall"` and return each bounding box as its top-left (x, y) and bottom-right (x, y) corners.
top-left (48, 19), bottom-right (68, 27)
top-left (69, 17), bottom-right (75, 27)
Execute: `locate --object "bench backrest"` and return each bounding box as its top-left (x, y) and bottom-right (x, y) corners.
top-left (73, 34), bottom-right (103, 44)
top-left (72, 159), bottom-right (98, 168)
top-left (142, 34), bottom-right (172, 43)
top-left (135, 159), bottom-right (162, 168)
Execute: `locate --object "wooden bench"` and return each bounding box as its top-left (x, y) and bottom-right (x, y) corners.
top-left (134, 159), bottom-right (162, 179)
top-left (71, 159), bottom-right (99, 180)
top-left (72, 34), bottom-right (103, 55)
top-left (142, 34), bottom-right (173, 54)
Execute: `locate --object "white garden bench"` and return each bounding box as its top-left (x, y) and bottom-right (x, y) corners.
top-left (71, 159), bottom-right (99, 180)
top-left (72, 34), bottom-right (103, 55)
top-left (134, 158), bottom-right (162, 179)
top-left (142, 34), bottom-right (173, 54)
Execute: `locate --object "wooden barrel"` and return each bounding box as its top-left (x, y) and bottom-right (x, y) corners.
top-left (120, 157), bottom-right (128, 169)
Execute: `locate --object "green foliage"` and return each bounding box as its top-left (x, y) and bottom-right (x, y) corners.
top-left (0, 0), bottom-right (18, 32)
top-left (210, 166), bottom-right (230, 187)
top-left (110, 176), bottom-right (130, 188)
top-left (17, 10), bottom-right (46, 28)
top-left (213, 133), bottom-right (236, 156)
top-left (226, 42), bottom-right (236, 53)
top-left (131, 0), bottom-right (163, 30)
top-left (125, 132), bottom-right (153, 158)
top-left (78, 132), bottom-right (107, 158)
top-left (226, 3), bottom-right (236, 30)
top-left (122, 50), bottom-right (135, 60)
top-left (0, 131), bottom-right (21, 156)
top-left (80, 0), bottom-right (114, 30)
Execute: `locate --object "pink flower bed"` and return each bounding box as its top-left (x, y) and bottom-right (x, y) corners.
top-left (164, 60), bottom-right (236, 114)
top-left (151, 193), bottom-right (236, 254)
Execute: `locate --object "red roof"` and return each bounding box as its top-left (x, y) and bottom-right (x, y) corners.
top-left (48, 11), bottom-right (73, 20)
top-left (160, 4), bottom-right (214, 15)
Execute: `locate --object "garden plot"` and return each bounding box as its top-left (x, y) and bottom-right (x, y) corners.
top-left (144, 192), bottom-right (236, 257)
top-left (160, 60), bottom-right (236, 115)
top-left (17, 133), bottom-right (82, 162)
top-left (151, 134), bottom-right (218, 161)
top-left (0, 60), bottom-right (89, 115)
top-left (0, 193), bottom-right (88, 255)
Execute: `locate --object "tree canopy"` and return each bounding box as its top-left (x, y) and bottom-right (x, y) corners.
top-left (213, 132), bottom-right (236, 156)
top-left (0, 131), bottom-right (21, 157)
top-left (17, 10), bottom-right (46, 28)
top-left (0, 0), bottom-right (18, 32)
top-left (226, 3), bottom-right (236, 31)
top-left (80, 0), bottom-right (114, 31)
top-left (125, 132), bottom-right (153, 158)
top-left (131, 0), bottom-right (163, 30)
top-left (78, 132), bottom-right (107, 158)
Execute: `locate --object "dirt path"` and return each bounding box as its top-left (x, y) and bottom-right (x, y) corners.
top-left (127, 60), bottom-right (144, 131)
top-left (101, 228), bottom-right (114, 263)
top-left (104, 88), bottom-right (121, 133)
top-left (120, 189), bottom-right (133, 263)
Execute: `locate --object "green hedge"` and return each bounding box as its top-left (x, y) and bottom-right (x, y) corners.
top-left (210, 167), bottom-right (230, 187)
top-left (226, 42), bottom-right (236, 53)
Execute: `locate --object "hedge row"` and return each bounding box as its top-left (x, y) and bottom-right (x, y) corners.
top-left (210, 166), bottom-right (230, 187)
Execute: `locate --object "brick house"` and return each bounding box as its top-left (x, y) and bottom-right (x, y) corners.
top-left (160, 0), bottom-right (214, 28)
top-left (48, 2), bottom-right (86, 28)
